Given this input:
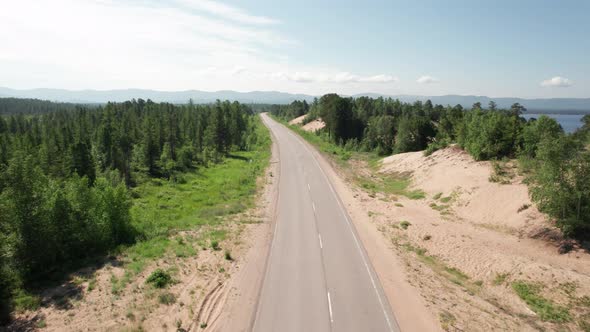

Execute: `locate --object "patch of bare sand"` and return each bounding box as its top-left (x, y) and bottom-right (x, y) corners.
top-left (371, 146), bottom-right (590, 331)
top-left (10, 223), bottom-right (258, 332)
top-left (301, 118), bottom-right (325, 132)
top-left (288, 114), bottom-right (307, 125)
top-left (9, 140), bottom-right (279, 332)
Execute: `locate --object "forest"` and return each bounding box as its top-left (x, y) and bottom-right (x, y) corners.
top-left (0, 98), bottom-right (263, 324)
top-left (271, 94), bottom-right (590, 241)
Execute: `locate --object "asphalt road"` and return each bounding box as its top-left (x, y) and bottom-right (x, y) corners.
top-left (253, 114), bottom-right (399, 332)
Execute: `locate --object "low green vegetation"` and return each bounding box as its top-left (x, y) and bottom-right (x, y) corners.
top-left (493, 272), bottom-right (510, 285)
top-left (356, 172), bottom-right (425, 200)
top-left (158, 292), bottom-right (176, 305)
top-left (399, 221), bottom-right (411, 230)
top-left (512, 281), bottom-right (571, 322)
top-left (146, 269), bottom-right (172, 288)
top-left (224, 250), bottom-right (233, 261)
top-left (401, 241), bottom-right (480, 294)
top-left (439, 310), bottom-right (457, 331)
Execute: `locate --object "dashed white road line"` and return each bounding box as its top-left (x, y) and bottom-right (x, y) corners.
top-left (284, 127), bottom-right (397, 332)
top-left (327, 292), bottom-right (334, 323)
top-left (312, 202), bottom-right (316, 213)
top-left (308, 183), bottom-right (311, 191)
top-left (318, 234), bottom-right (323, 249)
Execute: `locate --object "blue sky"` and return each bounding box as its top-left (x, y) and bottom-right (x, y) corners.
top-left (0, 0), bottom-right (588, 97)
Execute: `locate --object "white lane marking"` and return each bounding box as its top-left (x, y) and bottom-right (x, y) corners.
top-left (318, 234), bottom-right (323, 249)
top-left (308, 183), bottom-right (311, 191)
top-left (283, 127), bottom-right (397, 332)
top-left (327, 292), bottom-right (334, 323)
top-left (312, 202), bottom-right (316, 213)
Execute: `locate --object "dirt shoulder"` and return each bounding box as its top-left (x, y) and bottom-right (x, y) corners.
top-left (292, 133), bottom-right (442, 331)
top-left (213, 127), bottom-right (280, 332)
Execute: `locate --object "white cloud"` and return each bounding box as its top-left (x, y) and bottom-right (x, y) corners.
top-left (358, 74), bottom-right (398, 83)
top-left (0, 0), bottom-right (396, 94)
top-left (271, 71), bottom-right (397, 84)
top-left (540, 76), bottom-right (573, 87)
top-left (175, 0), bottom-right (279, 25)
top-left (416, 75), bottom-right (439, 84)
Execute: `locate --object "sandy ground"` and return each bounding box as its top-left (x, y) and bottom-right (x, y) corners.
top-left (288, 114), bottom-right (325, 132)
top-left (7, 144), bottom-right (279, 332)
top-left (340, 146), bottom-right (590, 331)
top-left (302, 119), bottom-right (325, 132)
top-left (288, 114), bottom-right (306, 125)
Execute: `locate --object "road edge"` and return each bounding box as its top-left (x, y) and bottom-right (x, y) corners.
top-left (213, 113), bottom-right (281, 332)
top-left (278, 119), bottom-right (442, 332)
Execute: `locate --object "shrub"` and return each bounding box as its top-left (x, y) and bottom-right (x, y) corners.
top-left (224, 250), bottom-right (233, 261)
top-left (146, 269), bottom-right (172, 288)
top-left (399, 221), bottom-right (411, 230)
top-left (158, 292), bottom-right (176, 305)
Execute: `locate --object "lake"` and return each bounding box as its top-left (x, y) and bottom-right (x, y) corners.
top-left (521, 113), bottom-right (586, 133)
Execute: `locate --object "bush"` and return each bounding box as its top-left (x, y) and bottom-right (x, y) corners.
top-left (146, 269), bottom-right (172, 288)
top-left (529, 137), bottom-right (590, 238)
top-left (459, 110), bottom-right (520, 160)
top-left (158, 292), bottom-right (176, 305)
top-left (224, 250), bottom-right (233, 261)
top-left (400, 221), bottom-right (411, 230)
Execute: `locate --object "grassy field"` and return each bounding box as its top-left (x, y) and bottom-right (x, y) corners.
top-left (115, 116), bottom-right (271, 286)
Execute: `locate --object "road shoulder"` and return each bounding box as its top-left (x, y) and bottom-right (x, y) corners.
top-left (290, 128), bottom-right (442, 331)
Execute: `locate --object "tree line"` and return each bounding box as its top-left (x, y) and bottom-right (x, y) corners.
top-left (0, 98), bottom-right (259, 324)
top-left (271, 94), bottom-right (590, 240)
top-left (0, 98), bottom-right (79, 115)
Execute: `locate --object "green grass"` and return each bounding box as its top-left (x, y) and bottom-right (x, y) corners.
top-left (402, 242), bottom-right (480, 294)
top-left (112, 116), bottom-right (271, 292)
top-left (158, 292), bottom-right (176, 305)
top-left (439, 196), bottom-right (452, 203)
top-left (493, 272), bottom-right (509, 285)
top-left (429, 202), bottom-right (449, 211)
top-left (356, 173), bottom-right (425, 200)
top-left (399, 221), bottom-right (411, 230)
top-left (512, 281), bottom-right (571, 322)
top-left (12, 290), bottom-right (40, 312)
top-left (439, 310), bottom-right (457, 331)
top-left (285, 122), bottom-right (352, 163)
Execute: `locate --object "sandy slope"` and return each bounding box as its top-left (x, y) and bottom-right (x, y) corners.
top-left (288, 114), bottom-right (306, 125)
top-left (372, 146), bottom-right (590, 331)
top-left (288, 114), bottom-right (326, 132)
top-left (301, 118), bottom-right (325, 132)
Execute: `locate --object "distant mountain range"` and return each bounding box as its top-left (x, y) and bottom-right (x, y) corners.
top-left (1, 87), bottom-right (589, 113)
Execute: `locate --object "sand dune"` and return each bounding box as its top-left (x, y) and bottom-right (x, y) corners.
top-left (346, 146), bottom-right (590, 331)
top-left (288, 114), bottom-right (307, 125)
top-left (301, 118), bottom-right (325, 132)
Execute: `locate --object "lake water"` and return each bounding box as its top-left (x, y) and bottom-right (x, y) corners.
top-left (521, 114), bottom-right (585, 133)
